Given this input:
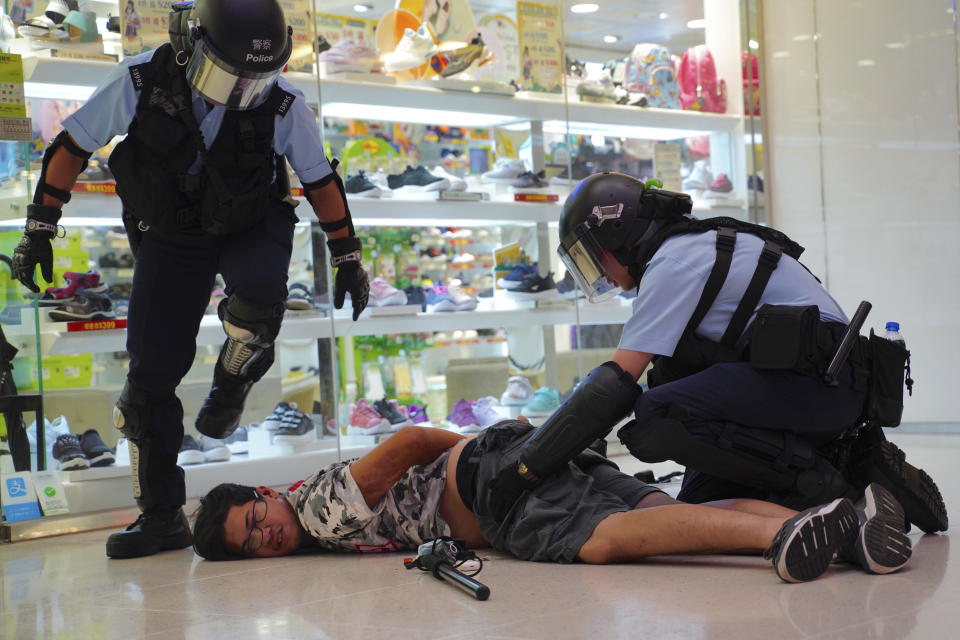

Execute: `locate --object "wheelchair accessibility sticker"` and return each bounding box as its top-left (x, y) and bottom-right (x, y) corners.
top-left (6, 477), bottom-right (27, 496)
top-left (1, 472), bottom-right (42, 522)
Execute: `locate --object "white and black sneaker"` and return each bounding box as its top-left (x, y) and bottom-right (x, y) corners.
top-left (345, 170), bottom-right (382, 197)
top-left (373, 398), bottom-right (412, 430)
top-left (200, 435), bottom-right (231, 463)
top-left (79, 429), bottom-right (115, 467)
top-left (838, 483), bottom-right (912, 574)
top-left (387, 165), bottom-right (450, 193)
top-left (261, 402), bottom-right (295, 432)
top-left (176, 435), bottom-right (205, 466)
top-left (223, 425), bottom-right (249, 454)
top-left (273, 409), bottom-right (316, 445)
top-left (504, 272), bottom-right (558, 300)
top-left (764, 497), bottom-right (858, 583)
top-left (52, 433), bottom-right (89, 470)
top-left (555, 271), bottom-right (584, 299)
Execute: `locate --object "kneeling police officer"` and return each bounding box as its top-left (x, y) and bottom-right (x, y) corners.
top-left (491, 172), bottom-right (947, 535)
top-left (12, 0), bottom-right (370, 558)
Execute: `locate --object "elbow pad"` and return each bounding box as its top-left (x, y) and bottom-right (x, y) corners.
top-left (33, 130), bottom-right (92, 205)
top-left (303, 158), bottom-right (355, 237)
top-left (518, 361), bottom-right (641, 480)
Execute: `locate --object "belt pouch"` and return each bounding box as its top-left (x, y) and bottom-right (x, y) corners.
top-left (749, 304), bottom-right (820, 370)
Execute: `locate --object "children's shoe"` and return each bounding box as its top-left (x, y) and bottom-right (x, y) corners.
top-left (430, 166), bottom-right (467, 191)
top-left (681, 160), bottom-right (713, 191)
top-left (39, 270), bottom-right (106, 305)
top-left (177, 435), bottom-right (205, 466)
top-left (838, 483), bottom-right (912, 575)
top-left (555, 271), bottom-right (584, 299)
top-left (370, 277), bottom-right (408, 306)
top-left (500, 375), bottom-right (534, 406)
top-left (286, 283), bottom-right (314, 310)
top-left (496, 263), bottom-right (537, 290)
top-left (426, 285), bottom-right (457, 312)
top-left (472, 396), bottom-right (503, 427)
top-left (273, 409), bottom-right (316, 445)
top-left (408, 404), bottom-right (430, 424)
top-left (373, 398), bottom-right (412, 430)
top-left (383, 25), bottom-right (438, 72)
top-left (482, 158), bottom-right (526, 183)
top-left (223, 425), bottom-right (249, 454)
top-left (47, 289), bottom-right (114, 321)
top-left (345, 170), bottom-right (382, 197)
top-left (346, 399), bottom-right (392, 435)
top-left (52, 433), bottom-right (89, 470)
top-left (510, 170), bottom-right (549, 190)
top-left (504, 272), bottom-right (557, 300)
top-left (448, 398), bottom-right (481, 433)
top-left (403, 285), bottom-right (428, 311)
top-left (387, 165), bottom-right (450, 192)
top-left (200, 436), bottom-right (231, 462)
top-left (763, 498), bottom-right (857, 583)
top-left (261, 402), bottom-right (295, 432)
top-left (445, 283), bottom-right (477, 311)
top-left (79, 429), bottom-right (115, 467)
top-left (317, 39), bottom-right (383, 73)
top-left (521, 387), bottom-right (561, 418)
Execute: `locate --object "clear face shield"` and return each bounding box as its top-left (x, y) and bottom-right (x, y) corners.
top-left (557, 226), bottom-right (622, 303)
top-left (184, 36), bottom-right (289, 110)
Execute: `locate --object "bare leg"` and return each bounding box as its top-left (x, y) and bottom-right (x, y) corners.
top-left (577, 503), bottom-right (786, 564)
top-left (634, 493), bottom-right (797, 519)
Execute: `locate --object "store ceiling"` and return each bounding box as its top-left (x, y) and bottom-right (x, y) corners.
top-left (314, 0), bottom-right (708, 61)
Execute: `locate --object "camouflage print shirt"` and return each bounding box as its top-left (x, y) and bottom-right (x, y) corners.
top-left (285, 452), bottom-right (451, 553)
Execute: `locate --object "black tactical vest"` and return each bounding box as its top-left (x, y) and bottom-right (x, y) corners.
top-left (633, 217), bottom-right (813, 387)
top-left (108, 43), bottom-right (296, 235)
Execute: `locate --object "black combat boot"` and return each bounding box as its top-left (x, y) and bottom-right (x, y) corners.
top-left (195, 362), bottom-right (252, 439)
top-left (106, 506), bottom-right (192, 559)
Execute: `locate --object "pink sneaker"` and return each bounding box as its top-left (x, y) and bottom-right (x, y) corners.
top-left (39, 270), bottom-right (106, 306)
top-left (369, 277), bottom-right (408, 307)
top-left (346, 399), bottom-right (392, 435)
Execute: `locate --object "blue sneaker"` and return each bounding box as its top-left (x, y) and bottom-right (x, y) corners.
top-left (426, 285), bottom-right (457, 312)
top-left (496, 263), bottom-right (537, 290)
top-left (521, 387), bottom-right (561, 418)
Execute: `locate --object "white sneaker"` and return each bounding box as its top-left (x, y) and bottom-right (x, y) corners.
top-left (446, 283), bottom-right (478, 311)
top-left (369, 276), bottom-right (408, 306)
top-left (317, 39), bottom-right (383, 73)
top-left (201, 436), bottom-right (231, 463)
top-left (482, 159), bottom-right (527, 183)
top-left (383, 25), bottom-right (438, 72)
top-left (430, 166), bottom-right (467, 191)
top-left (682, 160), bottom-right (713, 191)
top-left (44, 0), bottom-right (71, 23)
top-left (500, 375), bottom-right (533, 406)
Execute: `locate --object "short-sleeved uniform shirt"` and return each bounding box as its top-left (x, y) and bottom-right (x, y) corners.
top-left (61, 48), bottom-right (332, 184)
top-left (285, 453), bottom-right (451, 553)
top-left (618, 230), bottom-right (848, 356)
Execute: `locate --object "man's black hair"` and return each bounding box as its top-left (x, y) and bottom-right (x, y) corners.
top-left (192, 482), bottom-right (257, 561)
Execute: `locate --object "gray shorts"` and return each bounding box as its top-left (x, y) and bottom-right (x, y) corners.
top-left (471, 421), bottom-right (665, 563)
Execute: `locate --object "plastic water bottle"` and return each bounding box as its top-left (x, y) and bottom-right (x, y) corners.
top-left (883, 321), bottom-right (906, 346)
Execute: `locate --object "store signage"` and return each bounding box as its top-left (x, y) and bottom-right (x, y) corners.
top-left (66, 319), bottom-right (128, 332)
top-left (0, 472), bottom-right (42, 522)
top-left (653, 143), bottom-right (683, 192)
top-left (516, 1), bottom-right (562, 93)
top-left (122, 0), bottom-right (173, 58)
top-left (513, 192), bottom-right (559, 202)
top-left (33, 471), bottom-right (70, 516)
top-left (72, 182), bottom-right (117, 194)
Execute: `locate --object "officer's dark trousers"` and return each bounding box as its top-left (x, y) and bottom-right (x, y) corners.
top-left (124, 205), bottom-right (297, 508)
top-left (633, 361), bottom-right (866, 504)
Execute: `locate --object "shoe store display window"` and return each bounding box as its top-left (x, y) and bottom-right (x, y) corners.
top-left (0, 0), bottom-right (759, 538)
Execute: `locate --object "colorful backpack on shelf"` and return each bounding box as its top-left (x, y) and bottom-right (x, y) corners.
top-left (742, 51), bottom-right (761, 116)
top-left (623, 43), bottom-right (680, 109)
top-left (677, 44), bottom-right (727, 113)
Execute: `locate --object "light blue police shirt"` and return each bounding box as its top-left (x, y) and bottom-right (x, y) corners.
top-left (61, 48), bottom-right (332, 183)
top-left (617, 230), bottom-right (848, 357)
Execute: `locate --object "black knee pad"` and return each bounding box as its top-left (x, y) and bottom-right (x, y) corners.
top-left (217, 294), bottom-right (284, 381)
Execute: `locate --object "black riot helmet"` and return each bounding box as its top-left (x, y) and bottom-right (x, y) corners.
top-left (557, 172), bottom-right (693, 302)
top-left (168, 0), bottom-right (292, 110)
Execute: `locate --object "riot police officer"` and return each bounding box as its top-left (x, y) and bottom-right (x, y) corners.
top-left (12, 0), bottom-right (370, 558)
top-left (490, 172), bottom-right (947, 535)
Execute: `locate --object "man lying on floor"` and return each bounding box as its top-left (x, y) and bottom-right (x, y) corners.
top-left (191, 421), bottom-right (912, 583)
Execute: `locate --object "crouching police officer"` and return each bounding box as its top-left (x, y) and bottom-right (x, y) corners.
top-left (490, 172), bottom-right (947, 535)
top-left (11, 0), bottom-right (370, 558)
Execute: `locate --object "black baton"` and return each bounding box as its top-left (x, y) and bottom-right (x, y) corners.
top-left (824, 300), bottom-right (871, 386)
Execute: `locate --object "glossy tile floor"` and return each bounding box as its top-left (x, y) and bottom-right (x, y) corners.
top-left (2, 432), bottom-right (957, 640)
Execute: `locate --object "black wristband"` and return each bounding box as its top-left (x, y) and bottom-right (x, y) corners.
top-left (327, 236), bottom-right (362, 258)
top-left (27, 203), bottom-right (62, 225)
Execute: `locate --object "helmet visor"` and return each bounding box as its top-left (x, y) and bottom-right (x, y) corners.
top-left (185, 37), bottom-right (287, 110)
top-left (558, 229), bottom-right (621, 303)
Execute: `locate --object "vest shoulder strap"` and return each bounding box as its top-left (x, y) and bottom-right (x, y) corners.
top-left (684, 226), bottom-right (736, 334)
top-left (719, 240), bottom-right (783, 347)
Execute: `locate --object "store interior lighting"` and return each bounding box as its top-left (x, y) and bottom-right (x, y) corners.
top-left (352, 3), bottom-right (372, 12)
top-left (24, 82), bottom-right (96, 101)
top-left (687, 19), bottom-right (707, 29)
top-left (540, 120), bottom-right (710, 142)
top-left (570, 3), bottom-right (599, 14)
top-left (321, 102), bottom-right (518, 128)
top-left (603, 35), bottom-right (620, 44)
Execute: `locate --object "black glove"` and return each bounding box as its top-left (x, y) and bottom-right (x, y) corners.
top-left (487, 462), bottom-right (539, 522)
top-left (12, 204), bottom-right (61, 293)
top-left (328, 236), bottom-right (369, 321)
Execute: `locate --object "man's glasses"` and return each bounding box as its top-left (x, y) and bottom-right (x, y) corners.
top-left (243, 492), bottom-right (268, 555)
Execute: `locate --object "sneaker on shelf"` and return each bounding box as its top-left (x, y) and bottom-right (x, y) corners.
top-left (434, 35), bottom-right (489, 77)
top-left (476, 274), bottom-right (495, 298)
top-left (38, 270), bottom-right (106, 306)
top-left (346, 399), bottom-right (392, 435)
top-left (368, 168), bottom-right (392, 193)
top-left (387, 165), bottom-right (450, 193)
top-left (496, 263), bottom-right (537, 290)
top-left (383, 25), bottom-right (438, 72)
top-left (373, 398), bottom-right (412, 430)
top-left (705, 173), bottom-right (734, 200)
top-left (273, 409), bottom-right (316, 445)
top-left (681, 160), bottom-right (713, 192)
top-left (408, 404), bottom-right (430, 424)
top-left (52, 433), bottom-right (89, 470)
top-left (426, 285), bottom-right (457, 312)
top-left (370, 276), bottom-right (408, 306)
top-left (403, 285), bottom-right (428, 311)
top-left (521, 387), bottom-right (561, 419)
top-left (200, 435), bottom-right (231, 463)
top-left (472, 396), bottom-right (503, 428)
top-left (44, 0), bottom-right (74, 23)
top-left (448, 398), bottom-right (482, 433)
top-left (576, 68), bottom-right (617, 101)
top-left (451, 252), bottom-right (475, 267)
top-left (261, 402), bottom-right (295, 432)
top-left (504, 271), bottom-right (558, 300)
top-left (500, 375), bottom-right (534, 407)
top-left (482, 158), bottom-right (527, 183)
top-left (555, 271), bottom-right (584, 299)
top-left (445, 283), bottom-right (478, 311)
top-left (177, 435), bottom-right (205, 466)
top-left (223, 425), bottom-right (249, 454)
top-left (286, 283), bottom-right (314, 311)
top-left (548, 161), bottom-right (593, 186)
top-left (430, 166), bottom-right (467, 191)
top-left (345, 171), bottom-right (382, 197)
top-left (317, 39), bottom-right (383, 73)
top-left (510, 170), bottom-right (549, 190)
top-left (763, 498), bottom-right (857, 583)
top-left (79, 429), bottom-right (115, 467)
top-left (47, 289), bottom-right (115, 322)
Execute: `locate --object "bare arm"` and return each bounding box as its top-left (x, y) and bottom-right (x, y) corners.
top-left (304, 181), bottom-right (349, 240)
top-left (612, 348), bottom-right (655, 381)
top-left (349, 427), bottom-right (466, 508)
